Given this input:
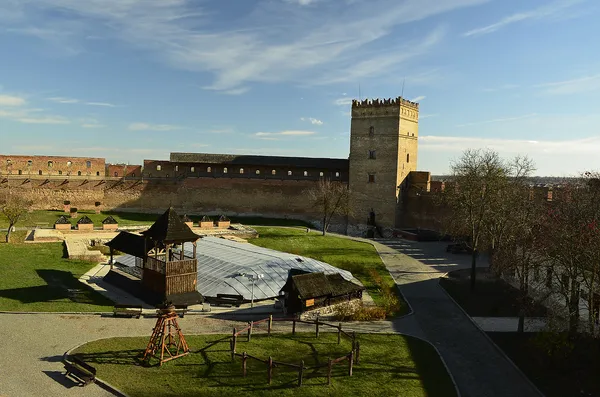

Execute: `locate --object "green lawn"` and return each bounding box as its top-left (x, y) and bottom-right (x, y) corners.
top-left (249, 227), bottom-right (408, 316)
top-left (0, 210), bottom-right (313, 229)
top-left (0, 238), bottom-right (114, 312)
top-left (72, 332), bottom-right (457, 397)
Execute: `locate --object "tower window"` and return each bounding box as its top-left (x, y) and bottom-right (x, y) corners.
top-left (48, 161), bottom-right (53, 168)
top-left (175, 165), bottom-right (179, 172)
top-left (27, 160), bottom-right (32, 167)
top-left (319, 172), bottom-right (324, 177)
top-left (407, 153), bottom-right (410, 163)
top-left (368, 174), bottom-right (376, 183)
top-left (97, 171), bottom-right (100, 176)
top-left (86, 160), bottom-right (92, 168)
top-left (369, 150), bottom-right (376, 159)
top-left (256, 170), bottom-right (260, 175)
top-left (156, 165), bottom-right (162, 171)
top-left (303, 171), bottom-right (308, 177)
top-left (369, 126), bottom-right (374, 136)
top-left (239, 168), bottom-right (244, 174)
top-left (191, 167), bottom-right (195, 172)
top-left (38, 170), bottom-right (42, 175)
top-left (223, 167), bottom-right (228, 174)
top-left (207, 166), bottom-right (212, 173)
top-left (58, 170), bottom-right (62, 175)
top-left (114, 172), bottom-right (118, 177)
top-left (6, 159), bottom-right (12, 165)
top-left (335, 172), bottom-right (340, 178)
top-left (77, 171), bottom-right (82, 176)
top-left (67, 161), bottom-right (72, 167)
top-left (272, 170), bottom-right (276, 175)
top-left (18, 169), bottom-right (22, 175)
top-left (288, 171), bottom-right (292, 176)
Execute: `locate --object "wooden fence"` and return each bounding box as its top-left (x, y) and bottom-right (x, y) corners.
top-left (228, 315), bottom-right (360, 387)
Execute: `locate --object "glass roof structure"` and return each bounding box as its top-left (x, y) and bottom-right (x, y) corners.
top-left (115, 236), bottom-right (357, 301)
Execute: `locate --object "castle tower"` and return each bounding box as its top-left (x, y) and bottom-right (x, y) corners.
top-left (347, 97), bottom-right (419, 235)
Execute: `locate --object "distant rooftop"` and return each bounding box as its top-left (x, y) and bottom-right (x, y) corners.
top-left (170, 152), bottom-right (349, 169)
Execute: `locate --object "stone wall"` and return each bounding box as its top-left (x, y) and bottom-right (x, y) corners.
top-left (0, 154), bottom-right (105, 178)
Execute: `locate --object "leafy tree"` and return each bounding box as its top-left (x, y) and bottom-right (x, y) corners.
top-left (307, 178), bottom-right (350, 236)
top-left (0, 194), bottom-right (32, 243)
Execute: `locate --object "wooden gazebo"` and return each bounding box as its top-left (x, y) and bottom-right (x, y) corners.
top-left (106, 207), bottom-right (203, 305)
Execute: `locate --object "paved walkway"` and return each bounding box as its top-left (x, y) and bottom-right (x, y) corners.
top-left (374, 238), bottom-right (543, 397)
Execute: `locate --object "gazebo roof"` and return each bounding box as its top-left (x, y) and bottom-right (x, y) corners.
top-left (141, 207), bottom-right (200, 244)
top-left (105, 231), bottom-right (149, 258)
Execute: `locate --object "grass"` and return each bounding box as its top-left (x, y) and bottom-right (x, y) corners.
top-left (0, 235), bottom-right (114, 311)
top-left (249, 227), bottom-right (408, 316)
top-left (488, 332), bottom-right (600, 397)
top-left (72, 332), bottom-right (457, 397)
top-left (439, 268), bottom-right (547, 317)
top-left (0, 210), bottom-right (313, 229)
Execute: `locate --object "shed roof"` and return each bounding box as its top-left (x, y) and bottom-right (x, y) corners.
top-left (170, 152), bottom-right (349, 170)
top-left (326, 273), bottom-right (365, 296)
top-left (105, 231), bottom-right (148, 258)
top-left (141, 207), bottom-right (200, 244)
top-left (292, 272), bottom-right (333, 299)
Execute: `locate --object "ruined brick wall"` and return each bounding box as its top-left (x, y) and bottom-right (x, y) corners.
top-left (107, 164), bottom-right (142, 178)
top-left (0, 155), bottom-right (105, 178)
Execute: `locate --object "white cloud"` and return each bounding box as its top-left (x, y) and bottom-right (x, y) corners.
top-left (420, 134), bottom-right (600, 155)
top-left (482, 84), bottom-right (519, 92)
top-left (255, 130), bottom-right (316, 139)
top-left (537, 74), bottom-right (600, 95)
top-left (334, 97), bottom-right (353, 106)
top-left (86, 101), bottom-right (116, 107)
top-left (456, 113), bottom-right (538, 127)
top-left (128, 122), bottom-right (182, 131)
top-left (0, 107), bottom-right (70, 124)
top-left (18, 116), bottom-right (70, 124)
top-left (2, 0), bottom-right (487, 92)
top-left (300, 117), bottom-right (324, 125)
top-left (48, 96), bottom-right (79, 104)
top-left (81, 123), bottom-right (104, 128)
top-left (410, 95), bottom-right (425, 102)
top-left (463, 0), bottom-right (584, 37)
top-left (0, 94), bottom-right (26, 106)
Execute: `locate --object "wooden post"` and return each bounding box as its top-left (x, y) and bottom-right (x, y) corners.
top-left (232, 328), bottom-right (237, 359)
top-left (356, 341), bottom-right (360, 364)
top-left (327, 358), bottom-right (332, 385)
top-left (242, 352), bottom-right (247, 377)
top-left (268, 314), bottom-right (272, 337)
top-left (315, 316), bottom-right (320, 338)
top-left (337, 323), bottom-right (342, 345)
top-left (352, 331), bottom-right (356, 350)
top-left (292, 318), bottom-right (296, 335)
top-left (298, 360), bottom-right (304, 387)
top-left (348, 351), bottom-right (354, 376)
top-left (248, 321), bottom-right (253, 342)
top-left (268, 356), bottom-right (273, 385)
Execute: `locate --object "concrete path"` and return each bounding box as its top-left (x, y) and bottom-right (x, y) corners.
top-left (373, 238), bottom-right (543, 397)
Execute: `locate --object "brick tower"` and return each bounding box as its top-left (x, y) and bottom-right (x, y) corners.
top-left (347, 97), bottom-right (419, 236)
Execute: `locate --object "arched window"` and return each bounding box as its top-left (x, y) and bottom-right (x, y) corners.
top-left (58, 170), bottom-right (62, 175)
top-left (27, 160), bottom-right (32, 167)
top-left (223, 167), bottom-right (228, 174)
top-left (48, 161), bottom-right (54, 168)
top-left (190, 167), bottom-right (195, 172)
top-left (319, 172), bottom-right (324, 177)
top-left (406, 153), bottom-right (410, 163)
top-left (303, 171), bottom-right (308, 177)
top-left (255, 170), bottom-right (260, 175)
top-left (156, 165), bottom-right (161, 171)
top-left (86, 160), bottom-right (92, 168)
top-left (114, 172), bottom-right (118, 177)
top-left (369, 150), bottom-right (376, 159)
top-left (18, 170), bottom-right (22, 175)
top-left (272, 170), bottom-right (276, 175)
top-left (207, 166), bottom-right (212, 173)
top-left (131, 173), bottom-right (135, 177)
top-left (67, 161), bottom-right (72, 167)
top-left (239, 168), bottom-right (244, 174)
top-left (166, 174), bottom-right (169, 178)
top-left (175, 165), bottom-right (179, 172)
top-left (6, 159), bottom-right (11, 165)
top-left (288, 171), bottom-right (292, 176)
top-left (38, 170), bottom-right (42, 175)
top-left (369, 126), bottom-right (374, 136)
top-left (77, 171), bottom-right (82, 176)
top-left (335, 172), bottom-right (340, 178)
top-left (96, 172), bottom-right (100, 176)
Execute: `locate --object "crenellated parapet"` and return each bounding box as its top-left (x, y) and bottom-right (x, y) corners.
top-left (351, 96), bottom-right (419, 120)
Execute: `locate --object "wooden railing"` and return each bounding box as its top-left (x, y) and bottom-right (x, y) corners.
top-left (145, 256), bottom-right (166, 274)
top-left (165, 259), bottom-right (197, 275)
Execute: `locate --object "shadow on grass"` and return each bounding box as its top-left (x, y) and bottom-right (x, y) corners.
top-left (0, 269), bottom-right (113, 306)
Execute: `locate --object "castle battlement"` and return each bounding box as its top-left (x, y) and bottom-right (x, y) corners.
top-left (351, 96), bottom-right (419, 109)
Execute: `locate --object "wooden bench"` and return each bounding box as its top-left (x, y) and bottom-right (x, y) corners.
top-left (63, 356), bottom-right (96, 386)
top-left (211, 294), bottom-right (244, 307)
top-left (113, 304), bottom-right (143, 318)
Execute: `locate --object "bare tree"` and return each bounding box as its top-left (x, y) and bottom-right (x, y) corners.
top-left (439, 149), bottom-right (509, 291)
top-left (0, 194), bottom-right (32, 243)
top-left (307, 178), bottom-right (350, 236)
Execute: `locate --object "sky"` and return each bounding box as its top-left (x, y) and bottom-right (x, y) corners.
top-left (0, 0), bottom-right (599, 176)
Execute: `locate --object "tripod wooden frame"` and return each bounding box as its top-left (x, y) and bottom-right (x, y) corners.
top-left (143, 306), bottom-right (190, 366)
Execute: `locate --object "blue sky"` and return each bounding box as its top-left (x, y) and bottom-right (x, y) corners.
top-left (0, 0), bottom-right (599, 176)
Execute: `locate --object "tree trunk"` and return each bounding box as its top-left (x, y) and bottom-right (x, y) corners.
top-left (322, 215), bottom-right (327, 236)
top-left (568, 277), bottom-right (580, 337)
top-left (517, 269), bottom-right (528, 333)
top-left (5, 224), bottom-right (14, 243)
top-left (470, 249), bottom-right (478, 292)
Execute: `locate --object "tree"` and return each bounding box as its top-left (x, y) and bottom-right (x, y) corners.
top-left (307, 178), bottom-right (350, 236)
top-left (0, 194), bottom-right (32, 243)
top-left (438, 149), bottom-right (509, 291)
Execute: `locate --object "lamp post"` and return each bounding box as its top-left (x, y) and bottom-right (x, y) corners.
top-left (239, 273), bottom-right (264, 308)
